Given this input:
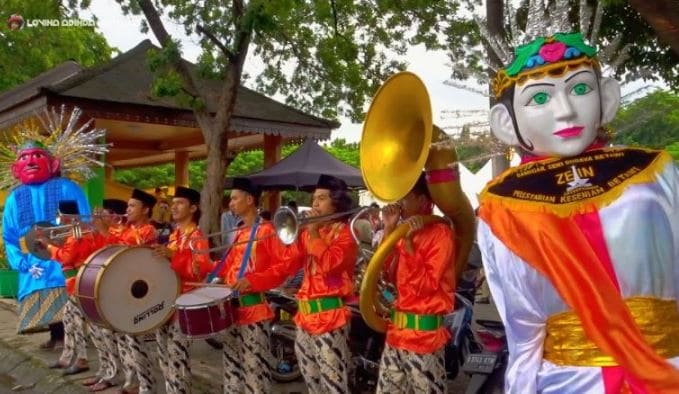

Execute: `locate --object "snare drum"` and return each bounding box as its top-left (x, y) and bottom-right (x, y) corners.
top-left (174, 287), bottom-right (235, 339)
top-left (75, 245), bottom-right (180, 335)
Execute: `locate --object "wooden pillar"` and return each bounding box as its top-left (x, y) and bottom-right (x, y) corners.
top-left (175, 151), bottom-right (190, 187)
top-left (262, 134), bottom-right (282, 212)
top-left (81, 116), bottom-right (104, 207)
top-left (104, 165), bottom-right (114, 181)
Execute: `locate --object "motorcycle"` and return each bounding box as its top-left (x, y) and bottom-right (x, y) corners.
top-left (267, 289), bottom-right (302, 382)
top-left (462, 318), bottom-right (507, 394)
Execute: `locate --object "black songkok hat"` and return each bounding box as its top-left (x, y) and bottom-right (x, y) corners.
top-left (230, 177), bottom-right (261, 199)
top-left (103, 199), bottom-right (128, 215)
top-left (174, 186), bottom-right (201, 205)
top-left (131, 188), bottom-right (157, 209)
top-left (412, 171), bottom-right (432, 199)
top-left (58, 200), bottom-right (79, 215)
top-left (315, 174), bottom-right (348, 191)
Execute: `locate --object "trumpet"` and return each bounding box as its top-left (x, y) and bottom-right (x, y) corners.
top-left (47, 223), bottom-right (94, 240)
top-left (56, 213), bottom-right (127, 225)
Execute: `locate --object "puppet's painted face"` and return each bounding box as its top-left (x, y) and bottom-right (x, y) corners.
top-left (11, 148), bottom-right (59, 184)
top-left (512, 67), bottom-right (601, 157)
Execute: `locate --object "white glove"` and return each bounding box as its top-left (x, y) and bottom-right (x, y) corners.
top-left (28, 264), bottom-right (44, 279)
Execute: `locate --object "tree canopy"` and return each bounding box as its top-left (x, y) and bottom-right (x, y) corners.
top-left (612, 90), bottom-right (679, 149)
top-left (446, 0), bottom-right (678, 91)
top-left (0, 0), bottom-right (114, 92)
top-left (108, 0), bottom-right (460, 234)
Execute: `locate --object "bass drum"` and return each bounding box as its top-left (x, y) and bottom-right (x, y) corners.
top-left (75, 245), bottom-right (180, 335)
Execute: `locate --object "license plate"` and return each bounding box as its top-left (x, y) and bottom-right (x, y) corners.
top-left (462, 353), bottom-right (497, 374)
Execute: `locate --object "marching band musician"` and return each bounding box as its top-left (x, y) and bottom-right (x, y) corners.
top-left (213, 177), bottom-right (287, 394)
top-left (376, 172), bottom-right (455, 394)
top-left (94, 188), bottom-right (158, 394)
top-left (83, 199), bottom-right (128, 392)
top-left (38, 201), bottom-right (100, 376)
top-left (234, 174), bottom-right (358, 394)
top-left (152, 186), bottom-right (212, 394)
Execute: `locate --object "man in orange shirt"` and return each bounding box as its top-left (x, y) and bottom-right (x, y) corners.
top-left (84, 198), bottom-right (128, 392)
top-left (235, 174), bottom-right (358, 393)
top-left (376, 172), bottom-right (455, 394)
top-left (39, 201), bottom-right (103, 376)
top-left (213, 177), bottom-right (289, 393)
top-left (95, 188), bottom-right (157, 394)
top-left (152, 186), bottom-right (212, 394)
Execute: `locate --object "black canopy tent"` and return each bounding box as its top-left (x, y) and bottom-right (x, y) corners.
top-left (229, 139), bottom-right (364, 190)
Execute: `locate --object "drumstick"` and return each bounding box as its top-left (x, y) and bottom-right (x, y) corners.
top-left (185, 282), bottom-right (232, 288)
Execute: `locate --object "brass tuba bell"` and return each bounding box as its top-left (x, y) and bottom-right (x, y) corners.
top-left (359, 71), bottom-right (476, 333)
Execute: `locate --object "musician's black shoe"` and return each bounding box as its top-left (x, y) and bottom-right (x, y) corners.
top-left (205, 338), bottom-right (223, 349)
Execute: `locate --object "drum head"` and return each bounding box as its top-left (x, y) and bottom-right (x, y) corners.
top-left (175, 286), bottom-right (233, 308)
top-left (96, 247), bottom-right (179, 335)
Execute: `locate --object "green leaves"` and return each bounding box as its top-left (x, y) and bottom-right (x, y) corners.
top-left (0, 0), bottom-right (114, 93)
top-left (612, 90), bottom-right (679, 149)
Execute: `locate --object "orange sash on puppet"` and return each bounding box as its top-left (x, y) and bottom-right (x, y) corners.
top-left (479, 149), bottom-right (679, 393)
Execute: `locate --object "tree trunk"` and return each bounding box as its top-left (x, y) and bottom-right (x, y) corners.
top-left (486, 0), bottom-right (510, 175)
top-left (629, 0), bottom-right (679, 56)
top-left (198, 123), bottom-right (230, 241)
top-left (198, 61), bottom-right (248, 240)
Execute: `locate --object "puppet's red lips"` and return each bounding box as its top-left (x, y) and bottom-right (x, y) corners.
top-left (553, 126), bottom-right (584, 138)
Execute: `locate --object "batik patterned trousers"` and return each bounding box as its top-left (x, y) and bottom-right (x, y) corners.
top-left (376, 345), bottom-right (446, 394)
top-left (156, 322), bottom-right (191, 394)
top-left (117, 333), bottom-right (155, 393)
top-left (222, 322), bottom-right (272, 393)
top-left (89, 325), bottom-right (119, 384)
top-left (58, 299), bottom-right (87, 364)
top-left (17, 287), bottom-right (67, 334)
top-left (295, 324), bottom-right (350, 394)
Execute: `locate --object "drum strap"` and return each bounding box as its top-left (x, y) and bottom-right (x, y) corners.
top-left (206, 217), bottom-right (260, 284)
top-left (236, 217), bottom-right (260, 280)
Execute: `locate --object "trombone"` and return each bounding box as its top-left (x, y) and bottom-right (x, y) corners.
top-left (273, 206), bottom-right (373, 245)
top-left (189, 206), bottom-right (371, 254)
top-left (56, 213), bottom-right (127, 225)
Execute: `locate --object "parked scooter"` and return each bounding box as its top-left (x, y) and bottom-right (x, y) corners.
top-left (267, 289), bottom-right (302, 382)
top-left (462, 318), bottom-right (508, 394)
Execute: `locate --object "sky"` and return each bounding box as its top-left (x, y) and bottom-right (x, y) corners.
top-left (84, 0), bottom-right (489, 143)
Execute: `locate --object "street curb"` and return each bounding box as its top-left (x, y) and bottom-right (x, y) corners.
top-left (0, 337), bottom-right (89, 393)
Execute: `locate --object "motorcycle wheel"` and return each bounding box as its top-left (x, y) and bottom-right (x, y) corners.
top-left (445, 345), bottom-right (460, 380)
top-left (270, 322), bottom-right (302, 382)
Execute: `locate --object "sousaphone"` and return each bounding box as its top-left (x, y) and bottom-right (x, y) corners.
top-left (359, 71), bottom-right (476, 332)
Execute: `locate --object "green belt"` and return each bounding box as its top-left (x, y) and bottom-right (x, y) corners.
top-left (298, 297), bottom-right (343, 315)
top-left (239, 293), bottom-right (265, 307)
top-left (391, 310), bottom-right (443, 331)
top-left (63, 269), bottom-right (78, 279)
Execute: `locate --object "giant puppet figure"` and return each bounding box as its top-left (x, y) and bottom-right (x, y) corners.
top-left (477, 32), bottom-right (679, 393)
top-left (1, 107), bottom-right (106, 338)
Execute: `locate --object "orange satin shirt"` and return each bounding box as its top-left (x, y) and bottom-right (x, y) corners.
top-left (248, 222), bottom-right (358, 335)
top-left (167, 225), bottom-right (213, 293)
top-left (109, 222), bottom-right (157, 246)
top-left (49, 232), bottom-right (107, 295)
top-left (385, 222), bottom-right (455, 354)
top-left (218, 221), bottom-right (287, 325)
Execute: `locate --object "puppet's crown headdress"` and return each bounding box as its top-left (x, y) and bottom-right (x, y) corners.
top-left (458, 0), bottom-right (631, 99)
top-left (492, 32), bottom-right (599, 99)
top-left (0, 105), bottom-right (109, 189)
